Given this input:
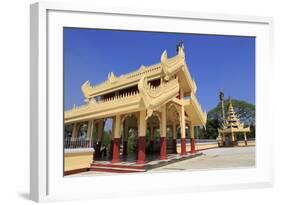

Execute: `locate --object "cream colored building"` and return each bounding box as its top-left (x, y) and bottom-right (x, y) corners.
top-left (64, 43), bottom-right (206, 172)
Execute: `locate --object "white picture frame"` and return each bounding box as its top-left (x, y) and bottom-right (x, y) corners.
top-left (30, 2), bottom-right (274, 202)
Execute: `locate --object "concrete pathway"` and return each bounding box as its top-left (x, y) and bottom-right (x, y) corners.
top-left (67, 146), bottom-right (255, 177)
top-left (148, 146), bottom-right (255, 172)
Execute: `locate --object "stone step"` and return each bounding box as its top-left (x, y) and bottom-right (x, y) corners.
top-left (90, 162), bottom-right (145, 170)
top-left (90, 165), bottom-right (146, 173)
top-left (90, 152), bottom-right (203, 173)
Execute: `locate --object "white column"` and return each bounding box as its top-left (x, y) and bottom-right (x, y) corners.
top-left (114, 115), bottom-right (121, 139)
top-left (71, 123), bottom-right (78, 138)
top-left (161, 105), bottom-right (167, 137)
top-left (190, 122), bottom-right (194, 139)
top-left (180, 90), bottom-right (187, 155)
top-left (189, 122), bottom-right (196, 153)
top-left (87, 120), bottom-right (94, 139)
top-left (180, 105), bottom-right (186, 139)
top-left (138, 110), bottom-right (147, 136)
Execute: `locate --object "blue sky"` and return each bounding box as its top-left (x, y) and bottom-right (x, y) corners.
top-left (64, 28), bottom-right (255, 112)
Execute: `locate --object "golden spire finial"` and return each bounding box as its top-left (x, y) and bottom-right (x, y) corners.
top-left (228, 96), bottom-right (233, 108)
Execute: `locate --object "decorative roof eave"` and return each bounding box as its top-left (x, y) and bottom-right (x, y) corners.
top-left (179, 62), bottom-right (197, 95)
top-left (81, 47), bottom-right (195, 100)
top-left (138, 75), bottom-right (180, 119)
top-left (183, 93), bottom-right (207, 126)
top-left (81, 64), bottom-right (163, 99)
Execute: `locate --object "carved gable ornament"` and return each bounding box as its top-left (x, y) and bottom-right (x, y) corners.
top-left (108, 72), bottom-right (117, 83)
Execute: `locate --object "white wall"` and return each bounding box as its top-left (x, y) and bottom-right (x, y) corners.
top-left (0, 0), bottom-right (280, 204)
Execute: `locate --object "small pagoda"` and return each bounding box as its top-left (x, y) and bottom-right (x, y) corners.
top-left (217, 92), bottom-right (250, 147)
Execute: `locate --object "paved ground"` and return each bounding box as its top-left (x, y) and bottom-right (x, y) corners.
top-left (68, 146), bottom-right (255, 177)
top-left (148, 146), bottom-right (255, 172)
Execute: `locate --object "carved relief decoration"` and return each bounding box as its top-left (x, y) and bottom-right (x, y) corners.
top-left (138, 76), bottom-right (179, 119)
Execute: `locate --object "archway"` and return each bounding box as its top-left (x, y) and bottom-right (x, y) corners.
top-left (90, 118), bottom-right (114, 161)
top-left (167, 103), bottom-right (181, 154)
top-left (121, 113), bottom-right (138, 161)
top-left (146, 113), bottom-right (161, 159)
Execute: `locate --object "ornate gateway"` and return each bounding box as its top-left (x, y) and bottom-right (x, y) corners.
top-left (64, 43), bottom-right (206, 172)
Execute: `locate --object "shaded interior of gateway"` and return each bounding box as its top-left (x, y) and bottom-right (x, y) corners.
top-left (64, 112), bottom-right (181, 161)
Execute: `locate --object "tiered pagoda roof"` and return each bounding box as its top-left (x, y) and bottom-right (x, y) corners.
top-left (219, 98), bottom-right (250, 133)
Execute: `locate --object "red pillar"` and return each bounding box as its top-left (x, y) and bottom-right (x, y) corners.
top-left (160, 137), bottom-right (167, 160)
top-left (190, 138), bottom-right (196, 154)
top-left (173, 139), bottom-right (177, 154)
top-left (111, 138), bottom-right (120, 163)
top-left (123, 141), bottom-right (128, 157)
top-left (137, 136), bottom-right (146, 164)
top-left (181, 138), bottom-right (187, 156)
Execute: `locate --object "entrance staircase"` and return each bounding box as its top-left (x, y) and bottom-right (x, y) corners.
top-left (89, 152), bottom-right (203, 174)
top-left (90, 162), bottom-right (146, 173)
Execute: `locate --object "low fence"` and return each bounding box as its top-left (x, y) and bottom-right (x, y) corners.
top-left (176, 138), bottom-right (255, 153)
top-left (64, 138), bottom-right (255, 150)
top-left (180, 139), bottom-right (217, 144)
top-left (64, 137), bottom-right (93, 149)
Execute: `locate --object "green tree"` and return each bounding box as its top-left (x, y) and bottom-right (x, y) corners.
top-left (205, 118), bottom-right (220, 139)
top-left (208, 99), bottom-right (255, 125)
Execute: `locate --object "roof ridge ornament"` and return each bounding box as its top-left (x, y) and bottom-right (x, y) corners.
top-left (139, 65), bottom-right (146, 71)
top-left (160, 50), bottom-right (168, 62)
top-left (108, 72), bottom-right (117, 83)
top-left (81, 80), bottom-right (92, 99)
top-left (176, 40), bottom-right (185, 58)
top-left (160, 50), bottom-right (170, 81)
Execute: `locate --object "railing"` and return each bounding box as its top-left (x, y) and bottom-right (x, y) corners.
top-left (100, 90), bottom-right (139, 103)
top-left (65, 90), bottom-right (141, 115)
top-left (184, 139), bottom-right (217, 143)
top-left (64, 137), bottom-right (93, 149)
